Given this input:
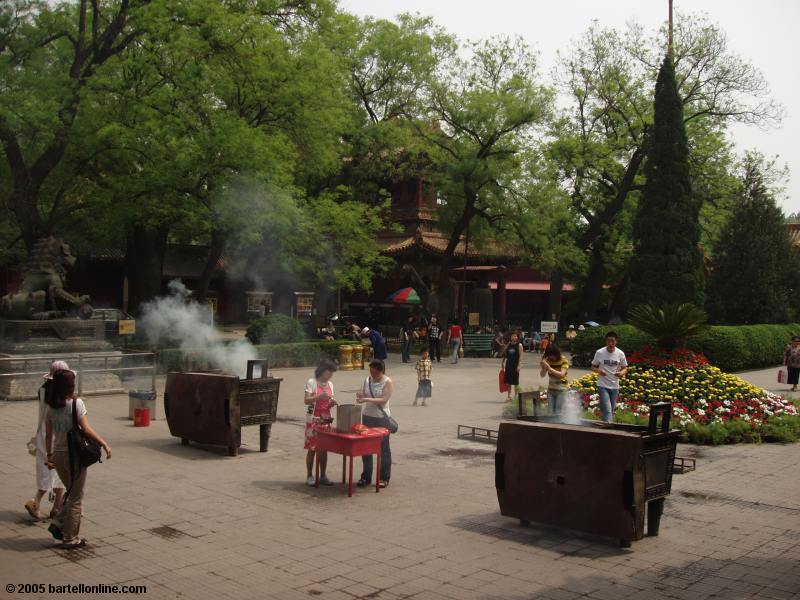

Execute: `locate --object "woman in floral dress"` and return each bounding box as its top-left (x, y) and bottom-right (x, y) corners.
top-left (304, 359), bottom-right (338, 486)
top-left (784, 336), bottom-right (800, 392)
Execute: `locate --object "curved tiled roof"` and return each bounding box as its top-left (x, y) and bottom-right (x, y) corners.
top-left (378, 228), bottom-right (515, 260)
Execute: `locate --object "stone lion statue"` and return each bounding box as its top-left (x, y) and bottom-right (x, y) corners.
top-left (0, 237), bottom-right (92, 320)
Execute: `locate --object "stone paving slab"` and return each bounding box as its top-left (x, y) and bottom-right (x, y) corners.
top-left (0, 357), bottom-right (798, 599)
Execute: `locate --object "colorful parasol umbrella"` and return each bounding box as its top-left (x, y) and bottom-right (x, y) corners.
top-left (387, 287), bottom-right (421, 304)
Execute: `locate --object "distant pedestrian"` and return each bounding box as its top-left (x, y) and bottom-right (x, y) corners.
top-left (783, 336), bottom-right (800, 392)
top-left (414, 350), bottom-right (433, 406)
top-left (502, 332), bottom-right (524, 402)
top-left (591, 331), bottom-right (628, 422)
top-left (447, 320), bottom-right (463, 363)
top-left (45, 369), bottom-right (111, 548)
top-left (24, 360), bottom-right (67, 521)
top-left (401, 316), bottom-right (415, 363)
top-left (540, 333), bottom-right (550, 355)
top-left (304, 359), bottom-right (338, 487)
top-left (428, 316), bottom-right (443, 363)
top-left (362, 327), bottom-right (387, 361)
top-left (540, 345), bottom-right (569, 414)
top-left (492, 329), bottom-right (506, 358)
top-left (532, 331), bottom-right (542, 353)
top-left (565, 325), bottom-right (577, 350)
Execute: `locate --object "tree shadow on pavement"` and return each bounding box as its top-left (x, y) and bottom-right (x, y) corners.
top-left (528, 554), bottom-right (799, 600)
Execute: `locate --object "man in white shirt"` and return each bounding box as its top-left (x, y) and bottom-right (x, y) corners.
top-left (591, 331), bottom-right (628, 423)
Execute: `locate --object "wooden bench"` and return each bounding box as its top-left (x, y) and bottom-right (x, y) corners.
top-left (462, 333), bottom-right (494, 357)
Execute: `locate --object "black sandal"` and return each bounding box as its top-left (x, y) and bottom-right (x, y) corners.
top-left (379, 480), bottom-right (389, 488)
top-left (356, 478), bottom-right (370, 487)
top-left (61, 539), bottom-right (87, 549)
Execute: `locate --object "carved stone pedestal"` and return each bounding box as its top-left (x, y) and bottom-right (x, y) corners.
top-left (0, 319), bottom-right (123, 401)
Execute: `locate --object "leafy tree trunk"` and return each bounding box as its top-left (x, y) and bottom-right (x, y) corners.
top-left (579, 245), bottom-right (607, 320)
top-left (608, 272), bottom-right (630, 320)
top-left (8, 199), bottom-right (45, 253)
top-left (434, 194), bottom-right (476, 322)
top-left (195, 230), bottom-right (224, 304)
top-left (0, 1), bottom-right (147, 249)
top-left (575, 146), bottom-right (646, 254)
top-left (125, 224), bottom-right (167, 315)
top-left (547, 269), bottom-right (563, 322)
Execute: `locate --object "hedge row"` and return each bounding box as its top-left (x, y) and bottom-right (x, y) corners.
top-left (155, 340), bottom-right (358, 372)
top-left (570, 323), bottom-right (800, 372)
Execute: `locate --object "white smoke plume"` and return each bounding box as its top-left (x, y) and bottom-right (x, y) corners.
top-left (139, 280), bottom-right (256, 377)
top-left (558, 390), bottom-right (583, 425)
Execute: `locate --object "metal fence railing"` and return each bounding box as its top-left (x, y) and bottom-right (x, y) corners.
top-left (0, 351), bottom-right (156, 398)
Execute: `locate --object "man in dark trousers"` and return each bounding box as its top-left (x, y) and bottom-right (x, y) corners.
top-left (428, 315), bottom-right (442, 363)
top-left (401, 315), bottom-right (416, 363)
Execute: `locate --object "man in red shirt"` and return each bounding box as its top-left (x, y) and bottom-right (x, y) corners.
top-left (447, 320), bottom-right (463, 364)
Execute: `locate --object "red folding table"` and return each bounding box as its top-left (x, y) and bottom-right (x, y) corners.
top-left (314, 429), bottom-right (388, 497)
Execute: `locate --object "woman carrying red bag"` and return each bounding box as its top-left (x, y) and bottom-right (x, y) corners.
top-left (501, 332), bottom-right (523, 402)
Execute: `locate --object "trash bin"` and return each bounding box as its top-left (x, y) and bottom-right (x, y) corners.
top-left (129, 390), bottom-right (157, 420)
top-left (351, 345), bottom-right (364, 370)
top-left (134, 407), bottom-right (151, 427)
top-left (339, 345), bottom-right (354, 370)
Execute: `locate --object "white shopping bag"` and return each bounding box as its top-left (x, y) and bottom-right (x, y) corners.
top-left (777, 367), bottom-right (788, 383)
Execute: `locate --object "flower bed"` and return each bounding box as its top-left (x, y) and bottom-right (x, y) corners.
top-left (570, 347), bottom-right (800, 444)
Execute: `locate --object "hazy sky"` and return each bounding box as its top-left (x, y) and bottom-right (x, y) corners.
top-left (339, 0), bottom-right (799, 214)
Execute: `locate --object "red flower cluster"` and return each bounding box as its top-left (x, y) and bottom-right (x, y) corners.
top-left (577, 391), bottom-right (797, 426)
top-left (627, 346), bottom-right (709, 368)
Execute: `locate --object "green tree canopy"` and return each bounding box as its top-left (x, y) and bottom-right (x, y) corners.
top-left (629, 54), bottom-right (705, 308)
top-left (419, 35), bottom-right (554, 319)
top-left (706, 154), bottom-right (800, 324)
top-left (549, 14), bottom-right (781, 318)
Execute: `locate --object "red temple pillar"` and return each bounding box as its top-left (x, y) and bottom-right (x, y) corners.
top-left (497, 266), bottom-right (507, 326)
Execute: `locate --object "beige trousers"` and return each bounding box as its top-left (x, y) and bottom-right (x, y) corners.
top-left (53, 450), bottom-right (86, 544)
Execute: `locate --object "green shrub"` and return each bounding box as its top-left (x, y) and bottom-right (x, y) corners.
top-left (254, 340), bottom-right (355, 368)
top-left (571, 322), bottom-right (800, 371)
top-left (687, 326), bottom-right (748, 371)
top-left (570, 325), bottom-right (654, 367)
top-left (155, 340), bottom-right (358, 372)
top-left (157, 348), bottom-right (188, 372)
top-left (246, 314), bottom-right (307, 344)
top-left (612, 410), bottom-right (648, 426)
top-left (627, 303), bottom-right (707, 350)
top-left (726, 419), bottom-right (761, 443)
top-left (760, 416), bottom-right (800, 443)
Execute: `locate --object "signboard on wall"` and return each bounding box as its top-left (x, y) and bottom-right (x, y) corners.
top-left (118, 320), bottom-right (136, 335)
top-left (468, 312), bottom-right (480, 326)
top-left (540, 321), bottom-right (559, 333)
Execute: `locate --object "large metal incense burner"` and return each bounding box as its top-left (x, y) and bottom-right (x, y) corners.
top-left (495, 403), bottom-right (679, 546)
top-left (164, 360), bottom-right (281, 456)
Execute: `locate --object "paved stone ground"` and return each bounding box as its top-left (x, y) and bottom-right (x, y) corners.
top-left (1, 355), bottom-right (798, 599)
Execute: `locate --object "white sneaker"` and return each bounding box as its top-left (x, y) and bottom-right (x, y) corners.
top-left (306, 476), bottom-right (316, 487)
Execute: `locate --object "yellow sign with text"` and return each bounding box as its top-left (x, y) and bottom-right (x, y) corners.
top-left (468, 312), bottom-right (480, 326)
top-left (118, 320), bottom-right (136, 335)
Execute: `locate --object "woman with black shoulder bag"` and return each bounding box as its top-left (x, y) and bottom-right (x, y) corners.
top-left (355, 359), bottom-right (394, 488)
top-left (44, 369), bottom-right (111, 548)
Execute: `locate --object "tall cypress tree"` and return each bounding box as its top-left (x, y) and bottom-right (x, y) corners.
top-left (707, 159), bottom-right (800, 324)
top-left (628, 54), bottom-right (705, 308)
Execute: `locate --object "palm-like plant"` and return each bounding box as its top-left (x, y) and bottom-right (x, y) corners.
top-left (627, 303), bottom-right (708, 351)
